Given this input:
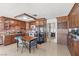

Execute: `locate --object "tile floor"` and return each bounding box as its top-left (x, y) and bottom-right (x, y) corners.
top-left (0, 39), bottom-right (70, 56)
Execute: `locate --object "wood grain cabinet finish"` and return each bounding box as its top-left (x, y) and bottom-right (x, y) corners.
top-left (4, 36), bottom-right (12, 45)
top-left (26, 22), bottom-right (30, 30)
top-left (68, 3), bottom-right (79, 28)
top-left (67, 36), bottom-right (79, 56)
top-left (68, 15), bottom-right (79, 28)
top-left (0, 16), bottom-right (47, 45)
top-left (0, 16), bottom-right (26, 45)
top-left (4, 34), bottom-right (25, 45)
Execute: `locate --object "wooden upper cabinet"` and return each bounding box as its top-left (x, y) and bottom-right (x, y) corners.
top-left (57, 16), bottom-right (68, 29)
top-left (35, 18), bottom-right (47, 26)
top-left (71, 15), bottom-right (75, 28)
top-left (21, 22), bottom-right (26, 29)
top-left (0, 16), bottom-right (26, 31)
top-left (26, 22), bottom-right (29, 30)
top-left (68, 15), bottom-right (79, 28)
top-left (0, 17), bottom-right (4, 31)
top-left (39, 20), bottom-right (43, 25)
top-left (76, 15), bottom-right (79, 27)
top-left (30, 21), bottom-right (36, 25)
top-left (68, 3), bottom-right (79, 28)
top-left (69, 16), bottom-right (71, 28)
top-left (36, 20), bottom-right (40, 26)
top-left (69, 15), bottom-right (75, 28)
top-left (75, 15), bottom-right (78, 27)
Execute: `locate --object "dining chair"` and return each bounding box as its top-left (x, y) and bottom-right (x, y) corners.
top-left (28, 38), bottom-right (37, 53)
top-left (15, 36), bottom-right (37, 53)
top-left (15, 36), bottom-right (27, 53)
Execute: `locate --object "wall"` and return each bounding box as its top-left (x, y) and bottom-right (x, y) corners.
top-left (47, 18), bottom-right (57, 43)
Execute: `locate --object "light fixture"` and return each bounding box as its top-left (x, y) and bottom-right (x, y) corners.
top-left (14, 13), bottom-right (37, 21)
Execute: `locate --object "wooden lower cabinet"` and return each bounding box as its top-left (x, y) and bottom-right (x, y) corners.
top-left (4, 36), bottom-right (12, 45)
top-left (4, 34), bottom-right (25, 45)
top-left (73, 42), bottom-right (79, 56)
top-left (67, 36), bottom-right (79, 56)
top-left (11, 35), bottom-right (16, 43)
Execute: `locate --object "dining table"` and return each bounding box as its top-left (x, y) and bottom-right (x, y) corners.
top-left (23, 36), bottom-right (37, 41)
top-left (23, 36), bottom-right (37, 53)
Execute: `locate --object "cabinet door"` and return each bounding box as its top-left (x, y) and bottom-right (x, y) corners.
top-left (76, 15), bottom-right (79, 27)
top-left (69, 15), bottom-right (79, 28)
top-left (69, 16), bottom-right (72, 28)
top-left (75, 15), bottom-right (78, 27)
top-left (4, 20), bottom-right (10, 30)
top-left (36, 20), bottom-right (39, 26)
top-left (26, 22), bottom-right (29, 30)
top-left (69, 15), bottom-right (76, 28)
top-left (72, 16), bottom-right (75, 28)
top-left (39, 20), bottom-right (44, 25)
top-left (4, 36), bottom-right (12, 45)
top-left (11, 35), bottom-right (16, 43)
top-left (21, 22), bottom-right (26, 29)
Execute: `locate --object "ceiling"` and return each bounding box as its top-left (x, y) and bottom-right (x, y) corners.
top-left (0, 3), bottom-right (74, 20)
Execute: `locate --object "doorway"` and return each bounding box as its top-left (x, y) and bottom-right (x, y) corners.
top-left (47, 23), bottom-right (57, 43)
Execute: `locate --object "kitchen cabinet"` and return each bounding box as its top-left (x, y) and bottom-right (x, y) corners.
top-left (69, 15), bottom-right (76, 28)
top-left (69, 15), bottom-right (79, 28)
top-left (67, 34), bottom-right (79, 56)
top-left (35, 18), bottom-right (47, 26)
top-left (28, 18), bottom-right (47, 28)
top-left (68, 3), bottom-right (79, 28)
top-left (26, 22), bottom-right (29, 30)
top-left (0, 16), bottom-right (47, 45)
top-left (0, 16), bottom-right (26, 45)
top-left (11, 35), bottom-right (16, 43)
top-left (4, 34), bottom-right (25, 45)
top-left (0, 23), bottom-right (4, 31)
top-left (76, 15), bottom-right (79, 27)
top-left (4, 35), bottom-right (12, 45)
top-left (21, 22), bottom-right (26, 29)
top-left (4, 19), bottom-right (10, 30)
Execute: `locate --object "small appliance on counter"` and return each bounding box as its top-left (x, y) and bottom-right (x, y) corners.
top-left (68, 28), bottom-right (79, 40)
top-left (68, 28), bottom-right (77, 34)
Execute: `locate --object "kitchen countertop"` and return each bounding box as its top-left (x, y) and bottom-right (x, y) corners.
top-left (68, 33), bottom-right (79, 42)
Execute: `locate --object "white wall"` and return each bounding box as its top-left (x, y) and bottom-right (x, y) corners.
top-left (47, 18), bottom-right (57, 43)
